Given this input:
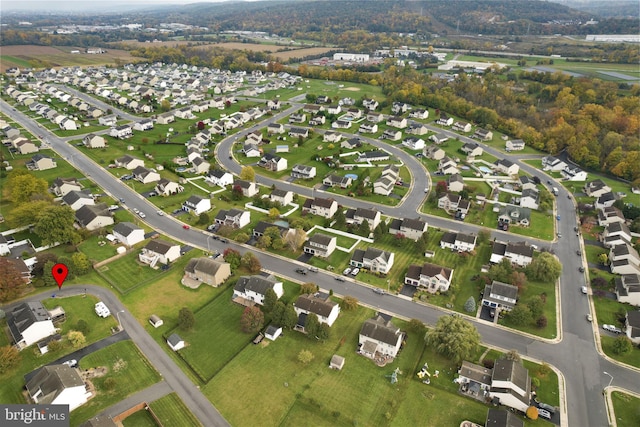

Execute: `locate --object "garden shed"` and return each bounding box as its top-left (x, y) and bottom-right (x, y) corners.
top-left (330, 354), bottom-right (345, 370)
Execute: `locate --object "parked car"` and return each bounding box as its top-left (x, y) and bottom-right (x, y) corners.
top-left (308, 266), bottom-right (319, 273)
top-left (537, 408), bottom-right (552, 420)
top-left (372, 288), bottom-right (385, 295)
top-left (350, 267), bottom-right (360, 276)
top-left (343, 267), bottom-right (352, 276)
top-left (182, 224), bottom-right (190, 230)
top-left (576, 250), bottom-right (581, 256)
top-left (586, 314), bottom-right (592, 322)
top-left (62, 359), bottom-right (78, 368)
top-left (138, 211), bottom-right (146, 218)
top-left (581, 286), bottom-right (587, 294)
top-left (133, 208), bottom-right (139, 214)
top-left (157, 210), bottom-right (164, 216)
top-left (335, 276), bottom-right (345, 282)
top-left (579, 266), bottom-right (585, 273)
top-left (219, 238), bottom-right (229, 243)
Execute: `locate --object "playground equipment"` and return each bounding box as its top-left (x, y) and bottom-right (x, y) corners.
top-left (386, 367), bottom-right (401, 384)
top-left (417, 363), bottom-right (440, 384)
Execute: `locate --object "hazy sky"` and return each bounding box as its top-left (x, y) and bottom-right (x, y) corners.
top-left (1, 0), bottom-right (232, 12)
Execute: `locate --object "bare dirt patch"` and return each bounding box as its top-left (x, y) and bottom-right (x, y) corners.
top-left (343, 87), bottom-right (361, 92)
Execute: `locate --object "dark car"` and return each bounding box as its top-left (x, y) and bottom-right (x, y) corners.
top-left (295, 268), bottom-right (307, 275)
top-left (372, 288), bottom-right (385, 295)
top-left (579, 266), bottom-right (585, 273)
top-left (335, 276), bottom-right (345, 282)
top-left (220, 238), bottom-right (229, 243)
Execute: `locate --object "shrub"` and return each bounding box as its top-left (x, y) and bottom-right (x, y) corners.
top-left (536, 315), bottom-right (548, 328)
top-left (463, 296), bottom-right (476, 313)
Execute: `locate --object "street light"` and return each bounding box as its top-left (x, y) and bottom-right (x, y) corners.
top-left (603, 371), bottom-right (613, 389)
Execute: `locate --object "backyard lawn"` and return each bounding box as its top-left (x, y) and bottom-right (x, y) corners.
top-left (611, 391), bottom-right (640, 427)
top-left (148, 393), bottom-right (203, 427)
top-left (41, 295), bottom-right (118, 344)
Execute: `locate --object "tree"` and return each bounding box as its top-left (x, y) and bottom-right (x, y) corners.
top-left (425, 316), bottom-right (481, 363)
top-left (0, 345), bottom-right (21, 374)
top-left (71, 252), bottom-right (91, 276)
top-left (271, 301), bottom-right (286, 325)
top-left (435, 180), bottom-right (447, 195)
top-left (42, 260), bottom-right (58, 287)
top-left (408, 318), bottom-right (426, 334)
top-left (316, 323), bottom-right (330, 340)
top-left (223, 248), bottom-right (242, 270)
top-left (34, 205), bottom-right (80, 246)
top-left (536, 315), bottom-right (548, 328)
top-left (263, 288), bottom-right (278, 313)
top-left (502, 349), bottom-right (522, 364)
top-left (33, 252), bottom-right (58, 277)
top-left (197, 121), bottom-right (205, 130)
top-left (240, 306), bottom-right (264, 334)
top-left (282, 304), bottom-right (298, 329)
top-left (160, 99), bottom-right (171, 112)
top-left (527, 297), bottom-right (544, 318)
top-left (285, 228), bottom-right (307, 252)
top-left (526, 406), bottom-right (539, 420)
top-left (527, 252), bottom-right (562, 282)
top-left (300, 282), bottom-right (318, 295)
top-left (268, 207), bottom-right (280, 219)
top-left (341, 296), bottom-right (359, 311)
top-left (231, 185), bottom-right (244, 200)
top-left (508, 305), bottom-right (533, 326)
top-left (241, 252), bottom-right (262, 273)
top-left (357, 219), bottom-right (370, 236)
top-left (334, 208), bottom-right (346, 228)
top-left (0, 258), bottom-right (27, 302)
top-left (103, 377), bottom-right (117, 391)
top-left (240, 166), bottom-right (255, 181)
top-left (490, 258), bottom-right (514, 283)
top-left (612, 335), bottom-right (633, 355)
top-left (464, 296), bottom-right (476, 313)
top-left (305, 313), bottom-right (320, 337)
top-left (178, 307), bottom-right (195, 331)
top-left (197, 212), bottom-right (210, 225)
top-left (510, 271), bottom-right (528, 291)
top-left (7, 171), bottom-right (49, 204)
top-left (256, 235), bottom-right (272, 249)
top-left (597, 253), bottom-right (609, 265)
top-left (75, 319), bottom-right (90, 335)
top-left (298, 349), bottom-right (314, 364)
top-left (8, 200), bottom-right (52, 227)
top-left (67, 331), bottom-right (86, 348)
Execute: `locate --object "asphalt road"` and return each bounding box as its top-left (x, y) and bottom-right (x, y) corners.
top-left (2, 97), bottom-right (640, 427)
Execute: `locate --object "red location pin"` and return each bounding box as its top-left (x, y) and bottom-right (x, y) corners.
top-left (52, 263), bottom-right (69, 290)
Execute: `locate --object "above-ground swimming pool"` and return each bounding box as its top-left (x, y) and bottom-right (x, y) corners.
top-left (478, 166), bottom-right (492, 173)
top-left (345, 174), bottom-right (358, 180)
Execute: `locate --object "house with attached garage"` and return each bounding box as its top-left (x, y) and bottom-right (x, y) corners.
top-left (323, 173), bottom-right (353, 189)
top-left (447, 173), bottom-right (465, 193)
top-left (388, 218), bottom-right (428, 241)
top-left (609, 243), bottom-right (640, 275)
top-left (109, 124), bottom-right (133, 139)
top-left (584, 179), bottom-right (612, 198)
top-left (341, 138), bottom-right (362, 150)
top-left (350, 247), bottom-right (395, 274)
top-left (505, 139), bottom-right (525, 151)
top-left (562, 165), bottom-right (587, 181)
top-left (625, 311), bottom-right (640, 344)
top-left (270, 188), bottom-right (293, 206)
top-left (155, 178), bottom-right (184, 196)
top-left (51, 177), bottom-right (82, 197)
top-left (473, 128), bottom-right (493, 141)
top-left (347, 207), bottom-right (381, 230)
top-left (409, 108), bottom-right (429, 119)
top-left (182, 257), bottom-right (231, 288)
top-left (519, 188), bottom-right (540, 210)
top-left (363, 98), bottom-right (379, 111)
top-left (386, 116), bottom-right (408, 129)
top-left (323, 131), bottom-right (342, 143)
top-left (302, 197), bottom-right (338, 218)
top-left (366, 112), bottom-right (384, 123)
top-left (482, 280), bottom-right (518, 313)
top-left (332, 119), bottom-right (352, 129)
top-left (615, 274), bottom-right (640, 307)
top-left (438, 156), bottom-right (459, 175)
top-left (358, 315), bottom-right (404, 360)
top-left (82, 133), bottom-right (106, 148)
top-left (62, 190), bottom-right (95, 211)
top-left (373, 174), bottom-right (396, 196)
top-left (404, 262), bottom-right (454, 293)
top-left (205, 170), bottom-right (234, 188)
top-left (191, 157), bottom-right (210, 175)
top-left (7, 302), bottom-right (56, 349)
top-left (291, 164), bottom-right (316, 180)
top-left (461, 142), bottom-right (483, 157)
top-left (595, 191), bottom-right (616, 210)
top-left (381, 129), bottom-right (402, 141)
top-left (133, 119), bottom-right (154, 131)
top-left (112, 222), bottom-right (145, 247)
top-left (424, 144), bottom-right (445, 160)
top-left (75, 204), bottom-right (113, 231)
top-left (132, 166), bottom-right (160, 184)
top-left (26, 364), bottom-right (90, 411)
top-left (357, 150), bottom-right (390, 163)
top-left (303, 233), bottom-right (337, 258)
top-left (597, 206), bottom-right (625, 227)
top-left (288, 127), bottom-right (309, 138)
top-left (214, 208), bottom-right (251, 229)
top-left (253, 221), bottom-right (290, 240)
top-left (288, 113), bottom-right (306, 124)
top-left (440, 231), bottom-right (477, 253)
top-left (602, 222), bottom-right (632, 248)
top-left (452, 121), bottom-right (472, 133)
top-left (115, 155), bottom-right (144, 170)
top-left (294, 293), bottom-right (341, 327)
top-left (233, 179), bottom-right (259, 198)
top-left (233, 274), bottom-right (284, 305)
top-left (518, 175), bottom-right (537, 191)
top-left (259, 153), bottom-right (288, 172)
top-left (402, 136), bottom-right (425, 150)
top-left (494, 158), bottom-right (519, 175)
top-left (438, 193), bottom-right (470, 214)
top-left (267, 123), bottom-right (285, 134)
top-left (542, 155), bottom-right (567, 172)
top-left (406, 122), bottom-right (429, 135)
top-left (182, 195), bottom-right (211, 215)
top-left (498, 206), bottom-right (531, 227)
top-left (156, 112), bottom-right (175, 125)
top-left (26, 154), bottom-right (56, 171)
top-left (436, 114), bottom-right (454, 126)
top-left (243, 143), bottom-right (262, 158)
top-left (490, 241), bottom-right (534, 267)
top-left (359, 122), bottom-right (378, 134)
top-left (429, 133), bottom-right (449, 144)
top-left (391, 102), bottom-right (410, 114)
top-left (139, 239), bottom-right (181, 266)
top-left (14, 138), bottom-right (39, 155)
top-left (99, 114), bottom-right (118, 126)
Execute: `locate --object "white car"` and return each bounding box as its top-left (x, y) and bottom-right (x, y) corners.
top-left (343, 267), bottom-right (352, 276)
top-left (351, 267), bottom-right (360, 276)
top-left (157, 210), bottom-right (164, 216)
top-left (63, 359), bottom-right (78, 368)
top-left (138, 211), bottom-right (146, 218)
top-left (133, 208), bottom-right (139, 214)
top-left (581, 286), bottom-right (587, 294)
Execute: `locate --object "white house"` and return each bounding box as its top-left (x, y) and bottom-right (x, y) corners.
top-left (155, 178), bottom-right (184, 197)
top-left (112, 222), bottom-right (145, 247)
top-left (402, 137), bottom-right (425, 150)
top-left (440, 232), bottom-right (477, 253)
top-left (259, 153), bottom-right (288, 172)
top-left (115, 155), bottom-right (145, 170)
top-left (167, 333), bottom-right (185, 351)
top-left (348, 207), bottom-right (381, 230)
top-left (270, 188), bottom-right (294, 206)
top-left (233, 274), bottom-right (284, 305)
top-left (388, 218), bottom-right (428, 241)
top-left (489, 359), bottom-right (532, 413)
top-left (490, 241), bottom-right (534, 267)
top-left (82, 133), bottom-right (106, 148)
top-left (404, 262), bottom-right (454, 293)
top-left (132, 166), bottom-right (161, 184)
top-left (542, 156), bottom-right (567, 172)
top-left (461, 142), bottom-right (483, 157)
top-left (584, 179), bottom-right (612, 198)
top-left (505, 139), bottom-right (525, 151)
top-left (494, 158), bottom-right (519, 175)
top-left (615, 274), bottom-right (640, 307)
top-left (350, 248), bottom-right (395, 274)
top-left (214, 208), bottom-right (251, 229)
top-left (233, 180), bottom-right (259, 198)
top-left (62, 190), bottom-right (95, 211)
top-left (26, 365), bottom-right (90, 411)
top-left (482, 280), bottom-right (518, 313)
top-left (358, 315), bottom-right (404, 359)
top-left (302, 197), bottom-right (338, 218)
top-left (291, 164), bottom-right (316, 180)
top-left (182, 195), bottom-right (211, 215)
top-left (109, 125), bottom-right (132, 139)
top-left (206, 170), bottom-right (234, 188)
top-left (303, 233), bottom-right (337, 258)
top-left (625, 311), bottom-right (640, 344)
top-left (453, 121), bottom-right (472, 133)
top-left (139, 239), bottom-right (181, 266)
top-left (7, 302), bottom-right (56, 349)
top-left (294, 293), bottom-right (341, 327)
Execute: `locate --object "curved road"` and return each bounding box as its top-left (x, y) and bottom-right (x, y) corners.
top-left (2, 95), bottom-right (640, 427)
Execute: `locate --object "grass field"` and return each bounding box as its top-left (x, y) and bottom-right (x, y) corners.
top-left (122, 410), bottom-right (157, 427)
top-left (41, 295), bottom-right (118, 343)
top-left (611, 391), bottom-right (640, 427)
top-left (97, 252), bottom-right (170, 294)
top-left (72, 340), bottom-right (161, 426)
top-left (149, 393), bottom-right (203, 427)
top-left (499, 280), bottom-right (558, 340)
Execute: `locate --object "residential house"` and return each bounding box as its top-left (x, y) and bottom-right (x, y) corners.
top-left (26, 154), bottom-right (56, 171)
top-left (302, 197), bottom-right (338, 218)
top-left (259, 153), bottom-right (288, 172)
top-left (358, 315), bottom-right (404, 359)
top-left (490, 359), bottom-right (532, 413)
top-left (350, 247), bottom-right (395, 274)
top-left (191, 157), bottom-right (210, 175)
top-left (505, 139), bottom-right (525, 151)
top-left (562, 165), bottom-right (588, 181)
top-left (386, 116), bottom-right (408, 129)
top-left (482, 281), bottom-right (518, 313)
top-left (98, 114), bottom-right (117, 126)
top-left (303, 233), bottom-right (337, 258)
top-left (373, 174), bottom-right (396, 196)
top-left (404, 262), bottom-right (454, 293)
top-left (26, 365), bottom-right (90, 411)
top-left (75, 204), bottom-right (113, 231)
top-left (233, 274), bottom-right (284, 305)
top-left (609, 243), bottom-right (640, 275)
top-left (347, 207), bottom-right (381, 230)
top-left (598, 206), bottom-right (625, 227)
top-left (182, 257), bottom-right (231, 288)
top-left (175, 106), bottom-right (195, 119)
top-left (447, 174), bottom-right (465, 193)
top-left (51, 177), bottom-right (82, 197)
top-left (490, 241), bottom-right (534, 267)
top-left (424, 144), bottom-right (445, 160)
top-left (288, 127), bottom-right (309, 139)
top-left (243, 143), bottom-right (262, 158)
top-left (366, 112), bottom-right (384, 123)
top-left (409, 108), bottom-right (429, 119)
top-left (132, 166), bottom-right (160, 184)
top-left (115, 155), bottom-right (144, 170)
top-left (245, 130), bottom-right (262, 145)
top-left (406, 122), bottom-right (429, 135)
top-left (303, 104), bottom-right (324, 114)
top-left (602, 222), bottom-right (632, 248)
top-left (214, 208), bottom-right (251, 229)
top-left (62, 190), bottom-right (95, 211)
top-left (438, 156), bottom-right (459, 175)
top-left (253, 221), bottom-right (290, 239)
top-left (288, 113), bottom-right (306, 124)
top-left (584, 179), bottom-right (612, 198)
top-left (327, 105), bottom-right (342, 115)
top-left (363, 98), bottom-right (379, 111)
top-left (498, 206), bottom-right (531, 227)
top-left (156, 112), bottom-right (175, 125)
top-left (624, 311), bottom-right (640, 344)
top-left (7, 302), bottom-right (56, 349)
top-left (402, 137), bottom-right (425, 150)
top-left (436, 114), bottom-right (454, 126)
top-left (388, 218), bottom-right (428, 241)
top-left (109, 125), bottom-right (132, 139)
top-left (391, 102), bottom-right (410, 114)
top-left (542, 156), bottom-right (567, 172)
top-left (133, 119), bottom-right (154, 131)
top-left (494, 158), bottom-right (519, 175)
top-left (332, 119), bottom-right (352, 129)
top-left (381, 129), bottom-right (402, 141)
top-left (357, 150), bottom-right (390, 163)
top-left (323, 173), bottom-right (353, 189)
top-left (345, 108), bottom-right (362, 119)
top-left (233, 180), bottom-right (259, 198)
top-left (139, 239), bottom-right (181, 266)
top-left (167, 334), bottom-right (184, 351)
top-left (452, 121), bottom-right (472, 133)
top-left (270, 188), bottom-right (293, 206)
top-left (267, 123), bottom-right (285, 134)
top-left (461, 142), bottom-right (483, 157)
top-left (182, 195), bottom-right (211, 216)
top-left (155, 178), bottom-right (184, 197)
top-left (205, 170), bottom-right (234, 188)
top-left (294, 293), bottom-right (341, 327)
top-left (595, 192), bottom-right (616, 210)
top-left (474, 128), bottom-right (493, 141)
top-left (323, 131), bottom-right (342, 143)
top-left (438, 193), bottom-right (466, 213)
top-left (266, 99), bottom-right (281, 110)
top-left (359, 122), bottom-right (378, 134)
top-left (341, 138), bottom-right (362, 150)
top-left (291, 164), bottom-right (316, 180)
top-left (456, 360), bottom-right (493, 400)
top-left (485, 409), bottom-right (524, 427)
top-left (112, 222), bottom-right (145, 247)
top-left (615, 274), bottom-right (640, 307)
top-left (440, 232), bottom-right (477, 253)
top-left (519, 176), bottom-right (537, 191)
top-left (519, 188), bottom-right (540, 210)
top-left (15, 139), bottom-right (39, 154)
top-left (82, 134), bottom-right (106, 149)
top-left (430, 133), bottom-right (449, 144)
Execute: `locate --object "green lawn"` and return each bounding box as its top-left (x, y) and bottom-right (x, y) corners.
top-left (149, 392), bottom-right (202, 427)
top-left (611, 391), bottom-right (640, 427)
top-left (500, 280), bottom-right (558, 340)
top-left (122, 409), bottom-right (158, 427)
top-left (169, 287), bottom-right (253, 381)
top-left (78, 235), bottom-right (119, 263)
top-left (72, 340), bottom-right (161, 426)
top-left (41, 295), bottom-right (118, 344)
top-left (96, 251), bottom-right (172, 294)
top-left (600, 336), bottom-right (640, 368)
